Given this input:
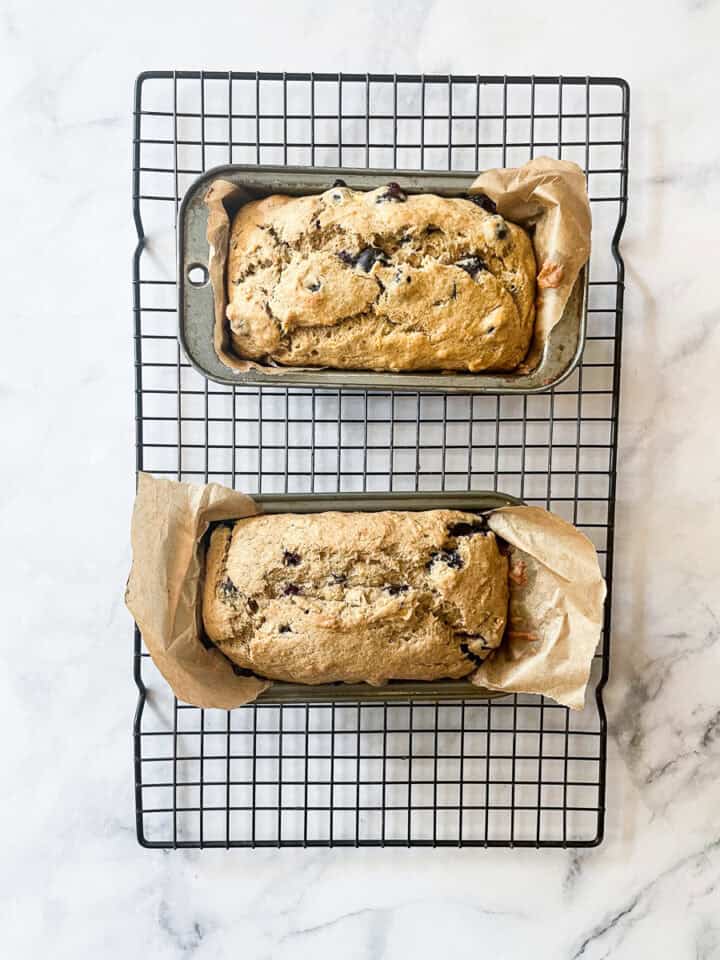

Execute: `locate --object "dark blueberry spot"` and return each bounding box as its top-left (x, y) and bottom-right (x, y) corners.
top-left (279, 623), bottom-right (292, 634)
top-left (508, 282), bottom-right (517, 293)
top-left (428, 549), bottom-right (463, 570)
top-left (264, 302), bottom-right (273, 317)
top-left (338, 247), bottom-right (390, 271)
top-left (232, 664), bottom-right (256, 677)
top-left (331, 572), bottom-right (347, 584)
top-left (485, 326), bottom-right (495, 334)
top-left (455, 256), bottom-right (486, 279)
top-left (377, 181), bottom-right (407, 203)
top-left (465, 192), bottom-right (497, 214)
top-left (407, 276), bottom-right (412, 283)
top-left (355, 246), bottom-right (389, 272)
top-left (495, 221), bottom-right (508, 240)
top-left (331, 178), bottom-right (347, 188)
top-left (332, 193), bottom-right (343, 202)
top-left (314, 218), bottom-right (321, 230)
top-left (219, 577), bottom-right (239, 599)
top-left (425, 224), bottom-right (442, 235)
top-left (247, 598), bottom-right (259, 614)
top-left (447, 521), bottom-right (485, 538)
top-left (283, 550), bottom-right (301, 566)
top-left (307, 281), bottom-right (321, 292)
top-left (386, 584), bottom-right (409, 596)
top-left (459, 642), bottom-right (485, 667)
top-left (398, 233), bottom-right (411, 245)
top-left (282, 583), bottom-right (301, 596)
top-left (232, 277), bottom-right (242, 286)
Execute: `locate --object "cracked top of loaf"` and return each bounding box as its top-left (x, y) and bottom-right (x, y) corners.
top-left (202, 509), bottom-right (509, 685)
top-left (226, 183), bottom-right (536, 373)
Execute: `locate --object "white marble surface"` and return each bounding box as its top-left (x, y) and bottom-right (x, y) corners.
top-left (2, 0), bottom-right (720, 956)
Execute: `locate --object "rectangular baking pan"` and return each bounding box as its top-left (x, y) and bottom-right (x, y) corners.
top-left (227, 490), bottom-right (521, 703)
top-left (178, 164), bottom-right (586, 395)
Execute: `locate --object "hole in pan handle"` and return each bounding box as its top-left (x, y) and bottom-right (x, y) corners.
top-left (187, 263), bottom-right (209, 287)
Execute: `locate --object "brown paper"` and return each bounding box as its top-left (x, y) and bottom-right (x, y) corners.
top-left (125, 473), bottom-right (270, 708)
top-left (473, 506), bottom-right (607, 709)
top-left (469, 157), bottom-right (592, 369)
top-left (125, 474), bottom-right (605, 710)
top-left (205, 157), bottom-right (591, 374)
top-left (205, 180), bottom-right (250, 372)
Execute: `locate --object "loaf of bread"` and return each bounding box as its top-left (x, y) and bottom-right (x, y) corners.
top-left (226, 183), bottom-right (536, 372)
top-left (202, 510), bottom-right (509, 685)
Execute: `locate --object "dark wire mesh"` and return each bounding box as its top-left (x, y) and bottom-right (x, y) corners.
top-left (132, 72), bottom-right (629, 848)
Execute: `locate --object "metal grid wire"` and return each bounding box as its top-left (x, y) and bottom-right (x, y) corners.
top-left (132, 72), bottom-right (629, 847)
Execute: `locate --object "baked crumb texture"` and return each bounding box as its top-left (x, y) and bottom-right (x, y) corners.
top-left (226, 185), bottom-right (536, 372)
top-left (203, 509), bottom-right (509, 685)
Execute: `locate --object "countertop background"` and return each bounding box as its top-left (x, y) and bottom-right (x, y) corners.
top-left (2, 1), bottom-right (719, 957)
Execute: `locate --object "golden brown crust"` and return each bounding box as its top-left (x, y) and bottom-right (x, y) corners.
top-left (226, 185), bottom-right (536, 373)
top-left (202, 510), bottom-right (509, 685)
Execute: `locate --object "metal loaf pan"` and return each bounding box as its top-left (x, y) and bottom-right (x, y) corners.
top-left (232, 490), bottom-right (522, 704)
top-left (178, 164), bottom-right (586, 395)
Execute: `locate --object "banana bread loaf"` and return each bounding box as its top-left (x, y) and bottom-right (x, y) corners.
top-left (202, 509), bottom-right (509, 685)
top-left (226, 183), bottom-right (536, 372)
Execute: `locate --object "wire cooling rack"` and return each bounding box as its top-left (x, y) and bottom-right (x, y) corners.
top-left (132, 72), bottom-right (628, 848)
